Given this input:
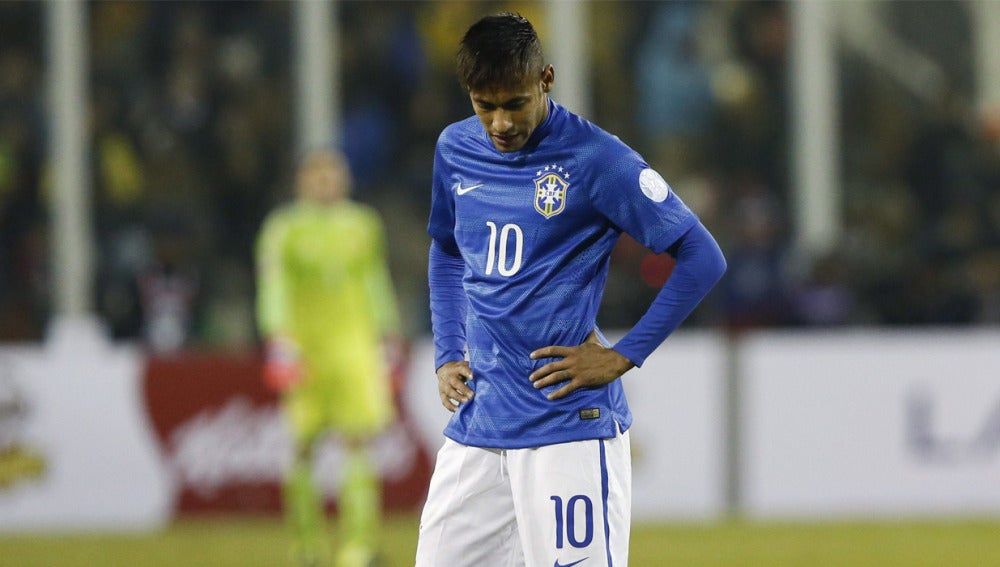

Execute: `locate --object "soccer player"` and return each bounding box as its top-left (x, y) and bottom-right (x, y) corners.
top-left (415, 13), bottom-right (727, 567)
top-left (255, 148), bottom-right (400, 567)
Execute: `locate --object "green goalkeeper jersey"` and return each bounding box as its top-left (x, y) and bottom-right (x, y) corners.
top-left (255, 200), bottom-right (400, 377)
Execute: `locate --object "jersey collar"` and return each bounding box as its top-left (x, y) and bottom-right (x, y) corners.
top-left (522, 98), bottom-right (558, 151)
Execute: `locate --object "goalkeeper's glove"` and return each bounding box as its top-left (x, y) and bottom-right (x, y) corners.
top-left (263, 336), bottom-right (303, 392)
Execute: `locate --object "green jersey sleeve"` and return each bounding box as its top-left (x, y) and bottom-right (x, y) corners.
top-left (255, 207), bottom-right (294, 338)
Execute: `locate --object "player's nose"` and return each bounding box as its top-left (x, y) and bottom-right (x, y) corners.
top-left (490, 110), bottom-right (514, 133)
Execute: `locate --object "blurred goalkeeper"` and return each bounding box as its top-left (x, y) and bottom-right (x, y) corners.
top-left (255, 148), bottom-right (401, 567)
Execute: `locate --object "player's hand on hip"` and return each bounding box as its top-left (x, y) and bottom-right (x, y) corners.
top-left (437, 360), bottom-right (474, 412)
top-left (529, 331), bottom-right (635, 400)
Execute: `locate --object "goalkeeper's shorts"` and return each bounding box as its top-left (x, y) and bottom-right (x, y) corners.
top-left (283, 361), bottom-right (395, 441)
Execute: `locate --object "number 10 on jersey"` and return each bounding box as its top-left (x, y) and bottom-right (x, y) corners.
top-left (485, 221), bottom-right (523, 276)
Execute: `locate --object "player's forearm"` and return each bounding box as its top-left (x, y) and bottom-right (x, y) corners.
top-left (255, 273), bottom-right (291, 338)
top-left (428, 240), bottom-right (468, 369)
top-left (613, 222), bottom-right (726, 367)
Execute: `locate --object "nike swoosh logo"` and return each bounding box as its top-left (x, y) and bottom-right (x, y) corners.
top-left (554, 558), bottom-right (588, 567)
top-left (454, 182), bottom-right (485, 195)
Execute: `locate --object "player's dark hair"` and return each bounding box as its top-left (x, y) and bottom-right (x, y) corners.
top-left (456, 12), bottom-right (545, 92)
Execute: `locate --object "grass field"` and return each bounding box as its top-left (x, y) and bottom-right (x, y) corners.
top-left (2, 514), bottom-right (1000, 566)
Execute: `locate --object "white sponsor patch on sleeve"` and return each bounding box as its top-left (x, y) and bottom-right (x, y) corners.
top-left (639, 168), bottom-right (670, 202)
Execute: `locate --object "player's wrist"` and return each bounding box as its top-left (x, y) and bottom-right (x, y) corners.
top-left (263, 336), bottom-right (303, 391)
top-left (610, 346), bottom-right (638, 372)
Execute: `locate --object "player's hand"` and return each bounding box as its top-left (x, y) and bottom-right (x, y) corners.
top-left (529, 330), bottom-right (635, 400)
top-left (437, 360), bottom-right (474, 412)
top-left (262, 337), bottom-right (304, 392)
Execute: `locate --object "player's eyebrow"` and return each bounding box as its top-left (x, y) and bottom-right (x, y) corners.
top-left (473, 94), bottom-right (530, 108)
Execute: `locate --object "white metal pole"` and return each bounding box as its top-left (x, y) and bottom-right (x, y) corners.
top-left (546, 0), bottom-right (591, 119)
top-left (47, 0), bottom-right (93, 317)
top-left (790, 0), bottom-right (840, 258)
top-left (971, 0), bottom-right (1000, 117)
top-left (295, 0), bottom-right (339, 152)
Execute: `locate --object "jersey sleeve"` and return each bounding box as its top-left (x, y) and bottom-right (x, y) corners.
top-left (612, 221), bottom-right (726, 366)
top-left (254, 209), bottom-right (293, 338)
top-left (361, 210), bottom-right (402, 336)
top-left (428, 239), bottom-right (468, 369)
top-left (426, 133), bottom-right (468, 368)
top-left (426, 136), bottom-right (459, 254)
top-left (589, 148), bottom-right (698, 254)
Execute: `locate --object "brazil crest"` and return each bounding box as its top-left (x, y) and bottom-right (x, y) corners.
top-left (533, 165), bottom-right (570, 219)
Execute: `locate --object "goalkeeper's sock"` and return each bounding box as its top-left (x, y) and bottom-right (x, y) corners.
top-left (338, 447), bottom-right (380, 553)
top-left (285, 461), bottom-right (329, 561)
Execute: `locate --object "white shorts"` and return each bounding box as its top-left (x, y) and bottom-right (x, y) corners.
top-left (414, 428), bottom-right (631, 567)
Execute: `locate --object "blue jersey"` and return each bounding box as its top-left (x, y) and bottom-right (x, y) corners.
top-left (428, 100), bottom-right (698, 449)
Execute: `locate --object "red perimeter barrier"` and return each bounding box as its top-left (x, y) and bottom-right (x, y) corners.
top-left (142, 351), bottom-right (433, 515)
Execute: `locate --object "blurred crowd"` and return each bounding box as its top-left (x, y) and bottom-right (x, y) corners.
top-left (1, 1), bottom-right (997, 351)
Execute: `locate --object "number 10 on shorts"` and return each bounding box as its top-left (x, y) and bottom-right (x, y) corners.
top-left (550, 494), bottom-right (594, 549)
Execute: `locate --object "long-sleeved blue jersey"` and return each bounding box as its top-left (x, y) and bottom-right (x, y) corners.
top-left (428, 100), bottom-right (709, 449)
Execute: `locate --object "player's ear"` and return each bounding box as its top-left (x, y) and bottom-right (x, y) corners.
top-left (540, 65), bottom-right (554, 93)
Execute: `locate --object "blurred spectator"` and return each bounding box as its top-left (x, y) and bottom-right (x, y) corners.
top-left (0, 2), bottom-right (46, 341)
top-left (198, 258), bottom-right (256, 351)
top-left (698, 1), bottom-right (790, 206)
top-left (792, 251), bottom-right (856, 327)
top-left (2, 1), bottom-right (997, 349)
top-left (635, 1), bottom-right (716, 177)
top-left (87, 1), bottom-right (294, 349)
top-left (965, 250), bottom-right (1000, 324)
top-left (137, 216), bottom-right (201, 354)
top-left (717, 180), bottom-right (794, 329)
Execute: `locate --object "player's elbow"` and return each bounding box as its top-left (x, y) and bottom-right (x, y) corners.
top-left (679, 223), bottom-right (727, 293)
top-left (705, 242), bottom-right (727, 290)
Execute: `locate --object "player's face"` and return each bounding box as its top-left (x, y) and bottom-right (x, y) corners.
top-left (469, 65), bottom-right (554, 153)
top-left (296, 151), bottom-right (349, 204)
